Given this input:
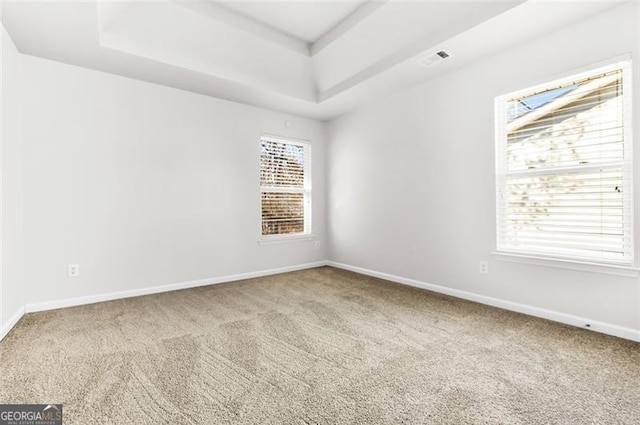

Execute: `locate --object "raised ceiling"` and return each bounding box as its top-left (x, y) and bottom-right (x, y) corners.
top-left (220, 0), bottom-right (367, 43)
top-left (1, 0), bottom-right (626, 121)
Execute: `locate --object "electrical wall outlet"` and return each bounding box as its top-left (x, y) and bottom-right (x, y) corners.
top-left (479, 261), bottom-right (488, 274)
top-left (68, 264), bottom-right (80, 277)
top-left (315, 241), bottom-right (321, 250)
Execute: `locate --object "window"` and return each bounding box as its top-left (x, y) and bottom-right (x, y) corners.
top-left (260, 136), bottom-right (311, 239)
top-left (495, 60), bottom-right (633, 266)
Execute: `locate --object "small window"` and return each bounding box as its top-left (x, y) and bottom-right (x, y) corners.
top-left (260, 136), bottom-right (311, 239)
top-left (495, 60), bottom-right (633, 265)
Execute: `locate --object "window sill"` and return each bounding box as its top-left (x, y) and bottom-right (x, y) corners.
top-left (492, 251), bottom-right (639, 278)
top-left (258, 234), bottom-right (315, 245)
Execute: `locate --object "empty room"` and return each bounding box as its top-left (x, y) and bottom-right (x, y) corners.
top-left (1, 0), bottom-right (639, 423)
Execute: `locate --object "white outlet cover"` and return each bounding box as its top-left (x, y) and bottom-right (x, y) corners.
top-left (479, 261), bottom-right (488, 274)
top-left (68, 264), bottom-right (80, 277)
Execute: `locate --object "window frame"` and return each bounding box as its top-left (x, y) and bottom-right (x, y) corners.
top-left (258, 134), bottom-right (312, 243)
top-left (494, 59), bottom-right (635, 269)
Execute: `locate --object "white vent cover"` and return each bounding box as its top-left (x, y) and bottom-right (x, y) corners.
top-left (417, 50), bottom-right (450, 68)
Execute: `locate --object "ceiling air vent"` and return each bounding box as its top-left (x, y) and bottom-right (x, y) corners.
top-left (418, 50), bottom-right (450, 68)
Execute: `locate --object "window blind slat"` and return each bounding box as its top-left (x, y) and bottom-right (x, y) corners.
top-left (260, 138), bottom-right (311, 237)
top-left (507, 81), bottom-right (622, 106)
top-left (496, 62), bottom-right (633, 265)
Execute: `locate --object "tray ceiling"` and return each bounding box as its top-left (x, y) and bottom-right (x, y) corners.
top-left (1, 0), bottom-right (626, 121)
top-left (220, 0), bottom-right (367, 43)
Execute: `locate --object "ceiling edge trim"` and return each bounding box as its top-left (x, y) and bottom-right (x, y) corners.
top-left (172, 0), bottom-right (311, 57)
top-left (318, 0), bottom-right (526, 101)
top-left (311, 0), bottom-right (388, 57)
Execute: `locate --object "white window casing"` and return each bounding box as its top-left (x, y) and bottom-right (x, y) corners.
top-left (259, 135), bottom-right (311, 240)
top-left (495, 60), bottom-right (633, 267)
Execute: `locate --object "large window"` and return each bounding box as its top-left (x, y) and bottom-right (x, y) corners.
top-left (260, 136), bottom-right (311, 238)
top-left (495, 60), bottom-right (633, 265)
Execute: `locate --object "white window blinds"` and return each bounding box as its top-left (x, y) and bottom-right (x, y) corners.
top-left (260, 136), bottom-right (311, 237)
top-left (495, 61), bottom-right (633, 265)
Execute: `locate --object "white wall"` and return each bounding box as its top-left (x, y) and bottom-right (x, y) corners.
top-left (327, 2), bottom-right (640, 335)
top-left (21, 55), bottom-right (326, 307)
top-left (1, 21), bottom-right (25, 337)
top-left (3, 1), bottom-right (638, 343)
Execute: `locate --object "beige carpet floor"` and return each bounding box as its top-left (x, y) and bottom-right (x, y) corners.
top-left (1, 266), bottom-right (639, 424)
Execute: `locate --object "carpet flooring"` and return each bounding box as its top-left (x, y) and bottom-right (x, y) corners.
top-left (1, 266), bottom-right (639, 424)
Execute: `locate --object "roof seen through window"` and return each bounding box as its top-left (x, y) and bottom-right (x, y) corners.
top-left (507, 84), bottom-right (578, 122)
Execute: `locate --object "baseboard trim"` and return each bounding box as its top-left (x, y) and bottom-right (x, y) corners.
top-left (0, 306), bottom-right (25, 342)
top-left (9, 260), bottom-right (639, 344)
top-left (327, 261), bottom-right (640, 343)
top-left (24, 261), bottom-right (327, 314)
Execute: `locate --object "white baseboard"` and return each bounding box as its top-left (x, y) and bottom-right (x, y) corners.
top-left (327, 261), bottom-right (640, 343)
top-left (0, 305), bottom-right (25, 342)
top-left (24, 261), bottom-right (327, 314)
top-left (5, 260), bottom-right (638, 344)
